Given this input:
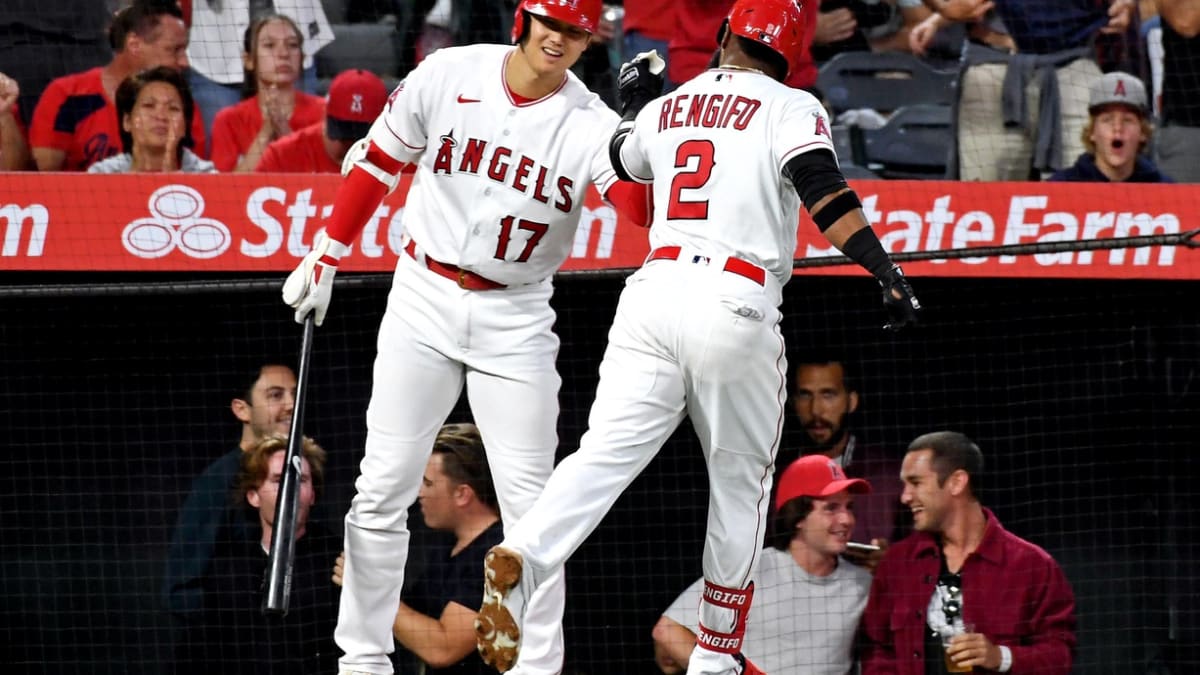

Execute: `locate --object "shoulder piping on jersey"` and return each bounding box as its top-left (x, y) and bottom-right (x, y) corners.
top-left (384, 117), bottom-right (425, 152)
top-left (779, 140), bottom-right (835, 166)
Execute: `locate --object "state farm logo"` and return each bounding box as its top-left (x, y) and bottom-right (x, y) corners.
top-left (122, 185), bottom-right (231, 259)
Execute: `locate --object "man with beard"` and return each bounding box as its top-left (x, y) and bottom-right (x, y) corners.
top-left (774, 356), bottom-right (906, 570)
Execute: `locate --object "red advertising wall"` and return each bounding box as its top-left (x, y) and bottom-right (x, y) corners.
top-left (2, 174), bottom-right (1197, 278)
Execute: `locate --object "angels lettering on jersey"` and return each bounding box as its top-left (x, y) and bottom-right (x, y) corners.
top-left (430, 130), bottom-right (575, 214)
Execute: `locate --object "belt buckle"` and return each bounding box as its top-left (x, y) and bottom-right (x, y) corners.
top-left (457, 269), bottom-right (468, 289)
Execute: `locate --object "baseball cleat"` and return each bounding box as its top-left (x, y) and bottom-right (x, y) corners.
top-left (475, 546), bottom-right (525, 672)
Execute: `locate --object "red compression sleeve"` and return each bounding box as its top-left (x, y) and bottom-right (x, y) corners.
top-left (324, 165), bottom-right (390, 245)
top-left (366, 141), bottom-right (405, 174)
top-left (604, 180), bottom-right (653, 228)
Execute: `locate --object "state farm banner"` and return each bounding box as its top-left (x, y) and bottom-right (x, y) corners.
top-left (2, 174), bottom-right (1198, 279)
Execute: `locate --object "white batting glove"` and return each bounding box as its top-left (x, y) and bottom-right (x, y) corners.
top-left (281, 232), bottom-right (350, 326)
top-left (624, 49), bottom-right (666, 76)
top-left (341, 137), bottom-right (401, 195)
top-left (617, 50), bottom-right (666, 118)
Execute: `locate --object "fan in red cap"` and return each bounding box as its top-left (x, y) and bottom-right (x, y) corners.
top-left (775, 453), bottom-right (872, 511)
top-left (256, 69), bottom-right (388, 173)
top-left (651, 453), bottom-right (876, 674)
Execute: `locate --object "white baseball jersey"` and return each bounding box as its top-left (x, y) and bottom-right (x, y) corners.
top-left (618, 66), bottom-right (837, 286)
top-left (367, 44), bottom-right (620, 286)
top-left (336, 43), bottom-right (619, 675)
top-left (664, 548), bottom-right (871, 675)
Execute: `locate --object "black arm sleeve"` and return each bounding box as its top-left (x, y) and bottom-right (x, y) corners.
top-left (608, 120), bottom-right (635, 183)
top-left (782, 150), bottom-right (849, 212)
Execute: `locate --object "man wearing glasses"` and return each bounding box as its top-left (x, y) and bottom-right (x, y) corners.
top-left (860, 431), bottom-right (1077, 674)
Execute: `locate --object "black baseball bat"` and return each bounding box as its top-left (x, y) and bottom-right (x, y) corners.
top-left (263, 313), bottom-right (316, 615)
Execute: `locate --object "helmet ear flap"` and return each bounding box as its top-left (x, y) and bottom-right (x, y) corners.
top-left (510, 6), bottom-right (528, 43)
top-left (715, 19), bottom-right (730, 47)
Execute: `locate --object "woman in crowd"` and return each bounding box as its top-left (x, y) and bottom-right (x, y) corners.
top-left (210, 13), bottom-right (325, 172)
top-left (88, 66), bottom-right (215, 174)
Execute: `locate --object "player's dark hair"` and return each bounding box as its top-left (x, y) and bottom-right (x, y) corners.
top-left (432, 423), bottom-right (499, 515)
top-left (908, 431), bottom-right (985, 500)
top-left (115, 66), bottom-right (195, 159)
top-left (768, 495), bottom-right (816, 551)
top-left (108, 0), bottom-right (185, 52)
top-left (241, 13), bottom-right (305, 99)
top-left (237, 434), bottom-right (327, 501)
top-left (734, 35), bottom-right (788, 82)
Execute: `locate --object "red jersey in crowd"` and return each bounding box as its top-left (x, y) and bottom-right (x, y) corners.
top-left (30, 67), bottom-right (207, 171)
top-left (210, 92), bottom-right (325, 172)
top-left (623, 0), bottom-right (675, 43)
top-left (256, 122), bottom-right (339, 173)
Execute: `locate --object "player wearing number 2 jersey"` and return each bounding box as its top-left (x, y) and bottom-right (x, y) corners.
top-left (280, 0), bottom-right (651, 673)
top-left (475, 1), bottom-right (922, 674)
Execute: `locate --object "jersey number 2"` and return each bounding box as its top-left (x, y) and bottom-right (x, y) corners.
top-left (667, 140), bottom-right (715, 220)
top-left (494, 216), bottom-right (549, 263)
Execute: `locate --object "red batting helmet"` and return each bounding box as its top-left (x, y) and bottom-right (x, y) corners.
top-left (724, 0), bottom-right (809, 76)
top-left (510, 0), bottom-right (603, 43)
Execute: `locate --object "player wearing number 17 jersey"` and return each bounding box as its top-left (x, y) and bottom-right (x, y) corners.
top-left (280, 0), bottom-right (651, 673)
top-left (476, 1), bottom-right (922, 674)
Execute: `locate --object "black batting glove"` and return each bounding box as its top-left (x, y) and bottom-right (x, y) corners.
top-left (617, 50), bottom-right (666, 119)
top-left (879, 265), bottom-right (921, 331)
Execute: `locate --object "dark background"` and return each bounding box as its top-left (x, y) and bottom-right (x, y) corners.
top-left (0, 272), bottom-right (1197, 674)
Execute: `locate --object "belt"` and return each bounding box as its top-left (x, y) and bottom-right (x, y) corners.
top-left (645, 246), bottom-right (766, 286)
top-left (403, 239), bottom-right (506, 290)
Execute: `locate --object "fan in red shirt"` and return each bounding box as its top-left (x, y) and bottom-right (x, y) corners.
top-left (29, 1), bottom-right (204, 172)
top-left (210, 13), bottom-right (326, 173)
top-left (861, 431), bottom-right (1077, 675)
top-left (257, 69), bottom-right (389, 174)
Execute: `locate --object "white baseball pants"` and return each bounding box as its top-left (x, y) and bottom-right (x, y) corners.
top-left (336, 254), bottom-right (566, 675)
top-left (504, 253), bottom-right (788, 675)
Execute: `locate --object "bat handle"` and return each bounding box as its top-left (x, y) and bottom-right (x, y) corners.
top-left (263, 313), bottom-right (316, 615)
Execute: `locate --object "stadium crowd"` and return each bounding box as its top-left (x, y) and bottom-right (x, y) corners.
top-left (0, 0), bottom-right (1191, 673)
top-left (0, 0), bottom-right (1190, 182)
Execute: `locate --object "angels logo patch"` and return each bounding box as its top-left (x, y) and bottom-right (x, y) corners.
top-left (386, 80), bottom-right (405, 112)
top-left (813, 111), bottom-right (830, 139)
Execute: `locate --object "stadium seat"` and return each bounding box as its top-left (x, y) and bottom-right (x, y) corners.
top-left (860, 104), bottom-right (953, 180)
top-left (817, 51), bottom-right (957, 116)
top-left (831, 124), bottom-right (880, 179)
top-left (315, 23), bottom-right (400, 78)
top-left (319, 0), bottom-right (346, 24)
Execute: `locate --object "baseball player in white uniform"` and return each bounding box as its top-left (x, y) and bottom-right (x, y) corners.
top-left (280, 1), bottom-right (651, 673)
top-left (474, 1), bottom-right (921, 674)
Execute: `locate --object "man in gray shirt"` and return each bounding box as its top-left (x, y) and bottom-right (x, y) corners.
top-left (652, 454), bottom-right (874, 675)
